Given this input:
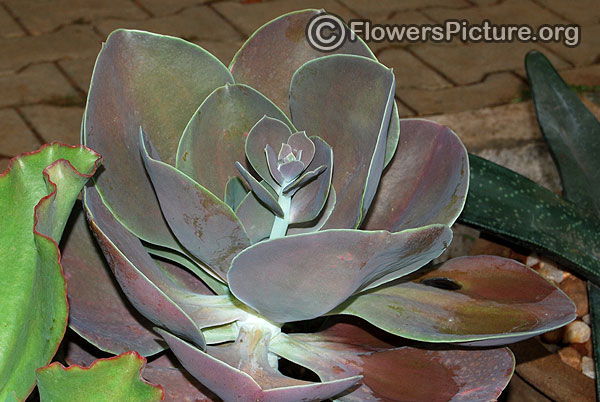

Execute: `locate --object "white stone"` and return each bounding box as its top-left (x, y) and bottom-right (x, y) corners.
top-left (582, 356), bottom-right (596, 379)
top-left (563, 321), bottom-right (591, 344)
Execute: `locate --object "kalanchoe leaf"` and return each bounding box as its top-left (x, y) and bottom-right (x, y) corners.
top-left (365, 119), bottom-right (469, 232)
top-left (224, 176), bottom-right (248, 211)
top-left (177, 83), bottom-right (293, 199)
top-left (235, 161), bottom-right (284, 217)
top-left (288, 187), bottom-right (337, 235)
top-left (140, 129), bottom-right (251, 281)
top-left (246, 116), bottom-right (292, 189)
top-left (157, 328), bottom-right (362, 402)
top-left (85, 29), bottom-right (233, 250)
top-left (36, 352), bottom-right (164, 402)
top-left (84, 186), bottom-right (207, 350)
top-left (228, 226), bottom-right (452, 323)
top-left (235, 190), bottom-right (276, 243)
top-left (277, 159), bottom-right (305, 182)
top-left (283, 164), bottom-right (326, 195)
top-left (333, 255), bottom-right (576, 345)
top-left (229, 9), bottom-right (401, 168)
top-left (288, 137), bottom-right (333, 224)
top-left (0, 143), bottom-right (101, 402)
top-left (270, 324), bottom-right (515, 402)
top-left (287, 131), bottom-right (315, 166)
top-left (62, 204), bottom-right (165, 357)
top-left (290, 54), bottom-right (395, 229)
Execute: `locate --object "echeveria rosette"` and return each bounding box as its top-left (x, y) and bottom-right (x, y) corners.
top-left (59, 9), bottom-right (577, 401)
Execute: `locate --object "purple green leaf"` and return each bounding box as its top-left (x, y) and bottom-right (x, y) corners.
top-left (288, 187), bottom-right (336, 235)
top-left (224, 176), bottom-right (248, 211)
top-left (228, 226), bottom-right (452, 323)
top-left (246, 116), bottom-right (292, 188)
top-left (85, 29), bottom-right (233, 249)
top-left (286, 131), bottom-right (315, 166)
top-left (290, 55), bottom-right (395, 229)
top-left (334, 255), bottom-right (577, 345)
top-left (364, 119), bottom-right (469, 231)
top-left (235, 161), bottom-right (284, 217)
top-left (176, 84), bottom-right (292, 199)
top-left (235, 190), bottom-right (275, 244)
top-left (140, 130), bottom-right (251, 281)
top-left (157, 327), bottom-right (361, 402)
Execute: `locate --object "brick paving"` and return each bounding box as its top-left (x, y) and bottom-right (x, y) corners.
top-left (0, 0), bottom-right (598, 182)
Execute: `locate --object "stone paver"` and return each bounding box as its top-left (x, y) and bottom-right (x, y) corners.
top-left (19, 105), bottom-right (84, 145)
top-left (378, 47), bottom-right (452, 90)
top-left (338, 0), bottom-right (470, 20)
top-left (534, 0), bottom-right (600, 25)
top-left (542, 24), bottom-right (600, 67)
top-left (0, 6), bottom-right (24, 38)
top-left (3, 0), bottom-right (147, 35)
top-left (57, 57), bottom-right (96, 94)
top-left (0, 63), bottom-right (81, 108)
top-left (94, 6), bottom-right (242, 42)
top-left (138, 0), bottom-right (206, 17)
top-left (0, 25), bottom-right (100, 73)
top-left (0, 108), bottom-right (40, 156)
top-left (411, 41), bottom-right (570, 85)
top-left (399, 72), bottom-right (526, 115)
top-left (558, 64), bottom-right (600, 86)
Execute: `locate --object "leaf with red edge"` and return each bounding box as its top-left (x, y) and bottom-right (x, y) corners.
top-left (270, 323), bottom-right (515, 402)
top-left (36, 352), bottom-right (164, 401)
top-left (333, 255), bottom-right (577, 345)
top-left (0, 143), bottom-right (101, 401)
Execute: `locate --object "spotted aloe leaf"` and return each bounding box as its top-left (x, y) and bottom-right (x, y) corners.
top-left (270, 322), bottom-right (515, 402)
top-left (333, 255), bottom-right (576, 345)
top-left (36, 352), bottom-right (164, 402)
top-left (85, 29), bottom-right (233, 250)
top-left (157, 328), bottom-right (362, 402)
top-left (228, 226), bottom-right (452, 323)
top-left (62, 204), bottom-right (165, 356)
top-left (140, 130), bottom-right (251, 281)
top-left (229, 9), bottom-right (400, 168)
top-left (84, 186), bottom-right (207, 350)
top-left (290, 54), bottom-right (395, 229)
top-left (0, 143), bottom-right (101, 401)
top-left (176, 83), bottom-right (293, 199)
top-left (364, 119), bottom-right (469, 231)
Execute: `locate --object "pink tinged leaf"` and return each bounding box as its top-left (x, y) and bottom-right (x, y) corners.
top-left (62, 204), bottom-right (165, 356)
top-left (228, 226), bottom-right (452, 323)
top-left (334, 255), bottom-right (577, 345)
top-left (283, 165), bottom-right (326, 195)
top-left (176, 84), bottom-right (293, 199)
top-left (235, 161), bottom-right (284, 217)
top-left (84, 186), bottom-right (207, 350)
top-left (85, 29), bottom-right (233, 250)
top-left (270, 323), bottom-right (515, 402)
top-left (288, 137), bottom-right (333, 224)
top-left (287, 187), bottom-right (336, 235)
top-left (289, 55), bottom-right (395, 229)
top-left (277, 160), bottom-right (304, 182)
top-left (287, 131), bottom-right (315, 166)
top-left (246, 116), bottom-right (292, 188)
top-left (140, 130), bottom-right (251, 281)
top-left (235, 191), bottom-right (275, 244)
top-left (364, 119), bottom-right (469, 232)
top-left (157, 327), bottom-right (362, 402)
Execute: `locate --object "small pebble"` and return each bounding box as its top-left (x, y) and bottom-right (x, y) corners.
top-left (582, 356), bottom-right (596, 379)
top-left (582, 314), bottom-right (591, 325)
top-left (558, 346), bottom-right (582, 370)
top-left (538, 258), bottom-right (566, 283)
top-left (563, 321), bottom-right (591, 344)
top-left (560, 275), bottom-right (589, 317)
top-left (526, 253), bottom-right (540, 267)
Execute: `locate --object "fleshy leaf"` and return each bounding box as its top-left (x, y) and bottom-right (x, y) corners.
top-left (290, 55), bottom-right (395, 229)
top-left (229, 9), bottom-right (400, 168)
top-left (62, 204), bottom-right (165, 356)
top-left (235, 191), bottom-right (276, 243)
top-left (283, 164), bottom-right (326, 195)
top-left (288, 187), bottom-right (337, 235)
top-left (157, 328), bottom-right (362, 402)
top-left (177, 83), bottom-right (293, 198)
top-left (36, 352), bottom-right (164, 401)
top-left (526, 50), bottom-right (600, 215)
top-left (0, 143), bottom-right (101, 401)
top-left (270, 323), bottom-right (514, 402)
top-left (460, 154), bottom-right (600, 285)
top-left (224, 176), bottom-right (248, 211)
top-left (364, 119), bottom-right (469, 231)
top-left (333, 255), bottom-right (576, 345)
top-left (84, 186), bottom-right (207, 350)
top-left (85, 29), bottom-right (233, 249)
top-left (140, 130), bottom-right (251, 281)
top-left (245, 116), bottom-right (292, 188)
top-left (228, 226), bottom-right (452, 323)
top-left (235, 161), bottom-right (284, 217)
top-left (287, 131), bottom-right (315, 166)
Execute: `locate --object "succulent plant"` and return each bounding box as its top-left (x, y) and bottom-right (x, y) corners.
top-left (53, 9), bottom-right (578, 401)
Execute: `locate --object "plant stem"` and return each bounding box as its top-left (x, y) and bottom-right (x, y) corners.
top-left (269, 186), bottom-right (291, 239)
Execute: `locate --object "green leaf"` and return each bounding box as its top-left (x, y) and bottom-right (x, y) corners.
top-left (460, 154), bottom-right (600, 284)
top-left (332, 256), bottom-right (576, 345)
top-left (36, 352), bottom-right (164, 402)
top-left (224, 177), bottom-right (248, 211)
top-left (0, 143), bottom-right (101, 401)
